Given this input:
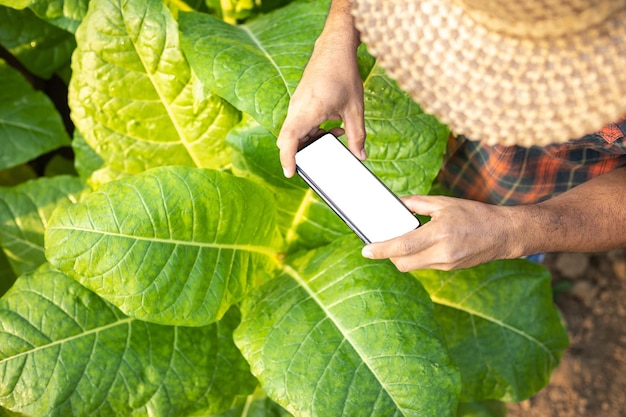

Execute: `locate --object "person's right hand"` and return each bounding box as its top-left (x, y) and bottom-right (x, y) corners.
top-left (277, 21), bottom-right (366, 177)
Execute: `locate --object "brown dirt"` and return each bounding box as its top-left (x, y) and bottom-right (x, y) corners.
top-left (507, 249), bottom-right (626, 417)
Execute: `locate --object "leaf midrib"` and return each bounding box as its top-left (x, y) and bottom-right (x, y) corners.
top-left (124, 8), bottom-right (203, 168)
top-left (239, 25), bottom-right (291, 97)
top-left (0, 317), bottom-right (134, 366)
top-left (48, 225), bottom-right (278, 258)
top-left (284, 188), bottom-right (314, 245)
top-left (430, 295), bottom-right (557, 361)
top-left (283, 264), bottom-right (407, 415)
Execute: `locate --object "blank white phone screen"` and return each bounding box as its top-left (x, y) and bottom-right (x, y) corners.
top-left (295, 133), bottom-right (420, 243)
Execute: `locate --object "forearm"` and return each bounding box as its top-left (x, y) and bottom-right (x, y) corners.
top-left (277, 0), bottom-right (366, 176)
top-left (513, 166), bottom-right (626, 255)
top-left (317, 0), bottom-right (360, 51)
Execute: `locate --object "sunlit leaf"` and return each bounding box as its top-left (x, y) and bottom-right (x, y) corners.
top-left (413, 260), bottom-right (569, 402)
top-left (0, 6), bottom-right (75, 78)
top-left (29, 0), bottom-right (90, 33)
top-left (236, 236), bottom-right (461, 417)
top-left (0, 265), bottom-right (256, 417)
top-left (179, 0), bottom-right (329, 135)
top-left (69, 0), bottom-right (240, 174)
top-left (0, 175), bottom-right (86, 276)
top-left (46, 167), bottom-right (281, 326)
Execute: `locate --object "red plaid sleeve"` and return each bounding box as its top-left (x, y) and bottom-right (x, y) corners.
top-left (438, 119), bottom-right (626, 205)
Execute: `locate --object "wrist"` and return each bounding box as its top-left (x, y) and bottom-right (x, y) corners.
top-left (506, 203), bottom-right (563, 258)
top-left (500, 204), bottom-right (548, 259)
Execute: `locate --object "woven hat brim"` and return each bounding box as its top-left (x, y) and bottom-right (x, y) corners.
top-left (352, 0), bottom-right (626, 147)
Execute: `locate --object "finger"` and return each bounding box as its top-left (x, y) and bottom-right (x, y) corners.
top-left (277, 124), bottom-right (320, 177)
top-left (277, 136), bottom-right (300, 178)
top-left (328, 126), bottom-right (346, 138)
top-left (343, 108), bottom-right (367, 160)
top-left (390, 253), bottom-right (454, 272)
top-left (390, 255), bottom-right (431, 273)
top-left (386, 239), bottom-right (457, 272)
top-left (400, 195), bottom-right (452, 217)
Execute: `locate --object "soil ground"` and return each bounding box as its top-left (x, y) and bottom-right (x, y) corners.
top-left (507, 249), bottom-right (626, 417)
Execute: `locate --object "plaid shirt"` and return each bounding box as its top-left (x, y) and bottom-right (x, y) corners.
top-left (438, 119), bottom-right (626, 205)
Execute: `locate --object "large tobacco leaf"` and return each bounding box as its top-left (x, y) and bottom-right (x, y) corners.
top-left (0, 59), bottom-right (71, 171)
top-left (236, 236), bottom-right (461, 417)
top-left (46, 167), bottom-right (281, 326)
top-left (0, 175), bottom-right (87, 276)
top-left (179, 0), bottom-right (330, 136)
top-left (69, 0), bottom-right (240, 174)
top-left (412, 260), bottom-right (569, 402)
top-left (0, 265), bottom-right (256, 417)
top-left (28, 0), bottom-right (90, 33)
top-left (0, 6), bottom-right (76, 79)
top-left (358, 52), bottom-right (449, 196)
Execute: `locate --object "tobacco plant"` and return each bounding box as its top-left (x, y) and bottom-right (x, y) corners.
top-left (0, 0), bottom-right (569, 416)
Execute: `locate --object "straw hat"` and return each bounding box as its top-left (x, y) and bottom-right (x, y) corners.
top-left (351, 0), bottom-right (626, 147)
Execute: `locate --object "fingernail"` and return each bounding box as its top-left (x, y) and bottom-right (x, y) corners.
top-left (361, 246), bottom-right (374, 259)
top-left (360, 148), bottom-right (367, 160)
top-left (283, 167), bottom-right (292, 178)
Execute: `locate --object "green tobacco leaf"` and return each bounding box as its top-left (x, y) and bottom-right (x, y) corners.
top-left (201, 388), bottom-right (291, 417)
top-left (0, 265), bottom-right (256, 417)
top-left (0, 406), bottom-right (28, 417)
top-left (71, 130), bottom-right (129, 190)
top-left (46, 166), bottom-right (281, 326)
top-left (69, 0), bottom-right (240, 174)
top-left (29, 0), bottom-right (90, 33)
top-left (0, 6), bottom-right (75, 79)
top-left (226, 116), bottom-right (292, 190)
top-left (457, 401), bottom-right (507, 417)
top-left (0, 175), bottom-right (87, 276)
top-left (275, 186), bottom-right (349, 251)
top-left (0, 249), bottom-right (16, 298)
top-left (71, 130), bottom-right (105, 180)
top-left (0, 59), bottom-right (70, 171)
top-left (412, 260), bottom-right (569, 402)
top-left (179, 0), bottom-right (330, 135)
top-left (0, 1), bottom-right (30, 9)
top-left (236, 236), bottom-right (461, 417)
top-left (358, 47), bottom-right (449, 196)
top-left (226, 118), bottom-right (348, 251)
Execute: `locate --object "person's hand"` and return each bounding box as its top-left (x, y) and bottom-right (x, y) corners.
top-left (277, 17), bottom-right (366, 177)
top-left (361, 195), bottom-right (526, 271)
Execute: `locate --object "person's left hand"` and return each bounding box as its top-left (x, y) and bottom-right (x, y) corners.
top-left (361, 195), bottom-right (525, 271)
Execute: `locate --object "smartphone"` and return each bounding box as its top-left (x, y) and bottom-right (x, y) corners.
top-left (295, 133), bottom-right (420, 244)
